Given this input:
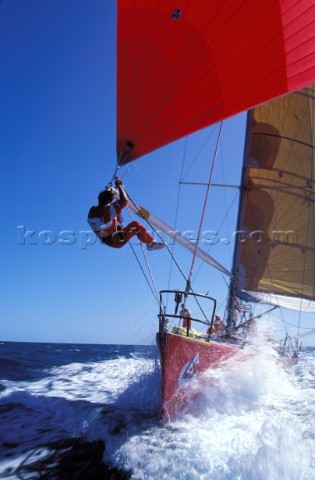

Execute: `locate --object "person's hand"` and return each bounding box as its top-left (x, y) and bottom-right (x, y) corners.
top-left (115, 178), bottom-right (123, 187)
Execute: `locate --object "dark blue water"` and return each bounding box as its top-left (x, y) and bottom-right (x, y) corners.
top-left (0, 341), bottom-right (314, 479)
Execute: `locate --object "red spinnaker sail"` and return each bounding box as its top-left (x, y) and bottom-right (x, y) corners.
top-left (117, 0), bottom-right (315, 164)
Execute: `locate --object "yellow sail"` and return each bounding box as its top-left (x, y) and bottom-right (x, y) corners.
top-left (237, 85), bottom-right (315, 312)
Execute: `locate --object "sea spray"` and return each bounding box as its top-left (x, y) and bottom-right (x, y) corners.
top-left (0, 342), bottom-right (314, 479)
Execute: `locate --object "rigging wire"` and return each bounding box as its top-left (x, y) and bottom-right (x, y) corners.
top-left (281, 321), bottom-right (315, 330)
top-left (108, 165), bottom-right (162, 307)
top-left (125, 186), bottom-right (211, 323)
top-left (193, 190), bottom-right (239, 280)
top-left (125, 205), bottom-right (161, 306)
top-left (169, 124), bottom-right (237, 289)
top-left (105, 161), bottom-right (161, 308)
top-left (219, 144), bottom-right (232, 264)
top-left (181, 127), bottom-right (217, 180)
top-left (128, 241), bottom-right (160, 306)
top-left (166, 136), bottom-right (188, 293)
top-left (187, 121), bottom-right (223, 286)
top-left (109, 162), bottom-right (198, 316)
top-left (300, 329), bottom-right (315, 338)
top-left (137, 241), bottom-right (161, 305)
top-left (165, 128), bottom-right (224, 322)
top-left (124, 188), bottom-right (189, 285)
top-left (178, 122), bottom-right (225, 322)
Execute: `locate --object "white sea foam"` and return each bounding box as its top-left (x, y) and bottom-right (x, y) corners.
top-left (0, 356), bottom-right (159, 404)
top-left (108, 348), bottom-right (315, 480)
top-left (0, 345), bottom-right (314, 479)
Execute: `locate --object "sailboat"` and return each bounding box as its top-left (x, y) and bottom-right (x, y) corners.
top-left (114, 1), bottom-right (315, 419)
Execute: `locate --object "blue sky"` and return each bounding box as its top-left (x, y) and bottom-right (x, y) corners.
top-left (1, 0), bottom-right (314, 346)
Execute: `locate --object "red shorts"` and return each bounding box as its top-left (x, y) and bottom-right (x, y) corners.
top-left (101, 221), bottom-right (153, 249)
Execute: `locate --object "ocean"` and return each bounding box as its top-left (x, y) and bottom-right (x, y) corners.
top-left (0, 341), bottom-right (314, 480)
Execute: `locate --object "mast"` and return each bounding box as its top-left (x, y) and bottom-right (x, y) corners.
top-left (226, 111), bottom-right (252, 332)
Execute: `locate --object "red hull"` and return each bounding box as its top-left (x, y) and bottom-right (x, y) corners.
top-left (156, 332), bottom-right (241, 419)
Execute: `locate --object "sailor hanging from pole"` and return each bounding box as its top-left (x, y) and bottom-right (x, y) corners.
top-left (88, 177), bottom-right (166, 250)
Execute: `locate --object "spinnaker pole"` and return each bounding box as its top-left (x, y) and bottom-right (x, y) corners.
top-left (127, 201), bottom-right (232, 277)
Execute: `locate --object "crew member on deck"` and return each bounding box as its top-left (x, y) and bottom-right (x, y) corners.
top-left (88, 178), bottom-right (165, 250)
top-left (180, 307), bottom-right (192, 329)
top-left (213, 315), bottom-right (225, 333)
top-left (207, 315), bottom-right (225, 334)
